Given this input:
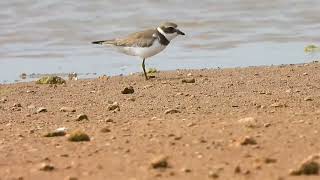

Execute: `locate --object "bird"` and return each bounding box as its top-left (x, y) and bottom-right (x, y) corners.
top-left (92, 22), bottom-right (185, 80)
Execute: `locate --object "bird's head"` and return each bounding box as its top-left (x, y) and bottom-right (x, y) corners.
top-left (157, 22), bottom-right (185, 41)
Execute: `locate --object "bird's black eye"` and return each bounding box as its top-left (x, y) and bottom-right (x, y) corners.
top-left (165, 27), bottom-right (175, 33)
top-left (168, 27), bottom-right (174, 30)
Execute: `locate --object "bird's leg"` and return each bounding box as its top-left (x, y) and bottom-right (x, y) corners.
top-left (142, 58), bottom-right (148, 80)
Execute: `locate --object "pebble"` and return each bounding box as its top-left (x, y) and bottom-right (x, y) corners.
top-left (121, 86), bottom-right (135, 94)
top-left (13, 103), bottom-right (22, 107)
top-left (182, 78), bottom-right (196, 83)
top-left (76, 114), bottom-right (88, 121)
top-left (64, 176), bottom-right (78, 180)
top-left (98, 75), bottom-right (109, 80)
top-left (187, 122), bottom-right (196, 127)
top-left (127, 97), bottom-right (136, 102)
top-left (107, 102), bottom-right (120, 111)
top-left (44, 127), bottom-right (67, 137)
top-left (105, 118), bottom-right (114, 123)
top-left (234, 165), bottom-right (241, 173)
top-left (270, 102), bottom-right (284, 108)
top-left (0, 98), bottom-right (7, 103)
top-left (36, 107), bottom-right (47, 113)
top-left (39, 163), bottom-right (55, 171)
top-left (238, 117), bottom-right (256, 123)
top-left (264, 157), bottom-right (277, 164)
top-left (290, 154), bottom-right (320, 175)
top-left (304, 96), bottom-right (313, 101)
top-left (60, 107), bottom-right (76, 112)
top-left (181, 168), bottom-right (191, 173)
top-left (208, 171), bottom-right (219, 178)
top-left (164, 109), bottom-right (180, 114)
top-left (239, 136), bottom-right (257, 145)
top-left (100, 127), bottom-right (111, 133)
top-left (263, 123), bottom-right (271, 127)
top-left (150, 155), bottom-right (169, 169)
top-left (68, 130), bottom-right (90, 142)
top-left (143, 85), bottom-right (153, 89)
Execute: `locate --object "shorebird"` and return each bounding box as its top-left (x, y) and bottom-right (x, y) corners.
top-left (92, 22), bottom-right (185, 80)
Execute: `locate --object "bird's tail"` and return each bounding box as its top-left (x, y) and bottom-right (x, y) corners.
top-left (91, 40), bottom-right (115, 45)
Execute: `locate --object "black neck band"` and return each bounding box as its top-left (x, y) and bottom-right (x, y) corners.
top-left (156, 30), bottom-right (170, 46)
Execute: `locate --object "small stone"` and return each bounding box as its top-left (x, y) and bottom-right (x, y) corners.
top-left (105, 118), bottom-right (114, 123)
top-left (76, 114), bottom-right (88, 121)
top-left (304, 96), bottom-right (313, 101)
top-left (187, 73), bottom-right (193, 77)
top-left (208, 171), bottom-right (219, 178)
top-left (187, 122), bottom-right (196, 127)
top-left (270, 102), bottom-right (284, 108)
top-left (240, 136), bottom-right (257, 145)
top-left (285, 89), bottom-right (292, 93)
top-left (181, 168), bottom-right (191, 173)
top-left (100, 127), bottom-right (111, 133)
top-left (121, 86), bottom-right (134, 94)
top-left (264, 157), bottom-right (277, 164)
top-left (238, 117), bottom-right (255, 123)
top-left (290, 154), bottom-right (320, 175)
top-left (44, 127), bottom-right (67, 137)
top-left (13, 103), bottom-right (22, 107)
top-left (143, 85), bottom-right (153, 89)
top-left (150, 155), bottom-right (169, 169)
top-left (36, 107), bottom-right (47, 113)
top-left (68, 130), bottom-right (90, 142)
top-left (107, 102), bottom-right (120, 111)
top-left (98, 75), bottom-right (109, 80)
top-left (0, 98), bottom-right (7, 103)
top-left (39, 163), bottom-right (54, 171)
top-left (127, 97), bottom-right (135, 102)
top-left (164, 109), bottom-right (180, 114)
top-left (64, 176), bottom-right (78, 180)
top-left (182, 78), bottom-right (195, 83)
top-left (60, 107), bottom-right (76, 112)
top-left (263, 123), bottom-right (271, 127)
top-left (234, 165), bottom-right (241, 173)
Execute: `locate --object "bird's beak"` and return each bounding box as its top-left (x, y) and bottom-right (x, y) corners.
top-left (176, 29), bottom-right (185, 35)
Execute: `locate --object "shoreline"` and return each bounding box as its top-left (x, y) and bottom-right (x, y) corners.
top-left (2, 61), bottom-right (318, 85)
top-left (1, 62), bottom-right (320, 179)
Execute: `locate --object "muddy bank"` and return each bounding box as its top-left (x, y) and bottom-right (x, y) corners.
top-left (1, 62), bottom-right (320, 180)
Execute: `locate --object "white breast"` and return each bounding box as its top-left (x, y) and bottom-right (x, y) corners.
top-left (117, 40), bottom-right (167, 59)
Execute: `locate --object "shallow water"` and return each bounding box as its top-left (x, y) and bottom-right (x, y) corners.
top-left (1, 0), bottom-right (320, 83)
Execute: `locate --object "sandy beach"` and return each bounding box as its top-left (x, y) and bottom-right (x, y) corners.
top-left (1, 62), bottom-right (320, 180)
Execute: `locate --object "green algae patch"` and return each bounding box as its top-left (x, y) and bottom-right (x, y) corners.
top-left (44, 131), bottom-right (66, 137)
top-left (147, 68), bottom-right (158, 74)
top-left (68, 130), bottom-right (90, 142)
top-left (0, 89), bottom-right (12, 96)
top-left (304, 45), bottom-right (320, 53)
top-left (36, 76), bottom-right (66, 84)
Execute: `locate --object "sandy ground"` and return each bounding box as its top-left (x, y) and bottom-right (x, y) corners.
top-left (1, 62), bottom-right (320, 180)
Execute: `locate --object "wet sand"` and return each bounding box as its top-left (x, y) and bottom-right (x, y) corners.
top-left (1, 62), bottom-right (320, 180)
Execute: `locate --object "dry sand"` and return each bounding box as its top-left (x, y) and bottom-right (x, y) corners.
top-left (1, 62), bottom-right (320, 180)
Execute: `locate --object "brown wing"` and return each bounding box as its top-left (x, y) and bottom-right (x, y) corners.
top-left (115, 29), bottom-right (157, 47)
